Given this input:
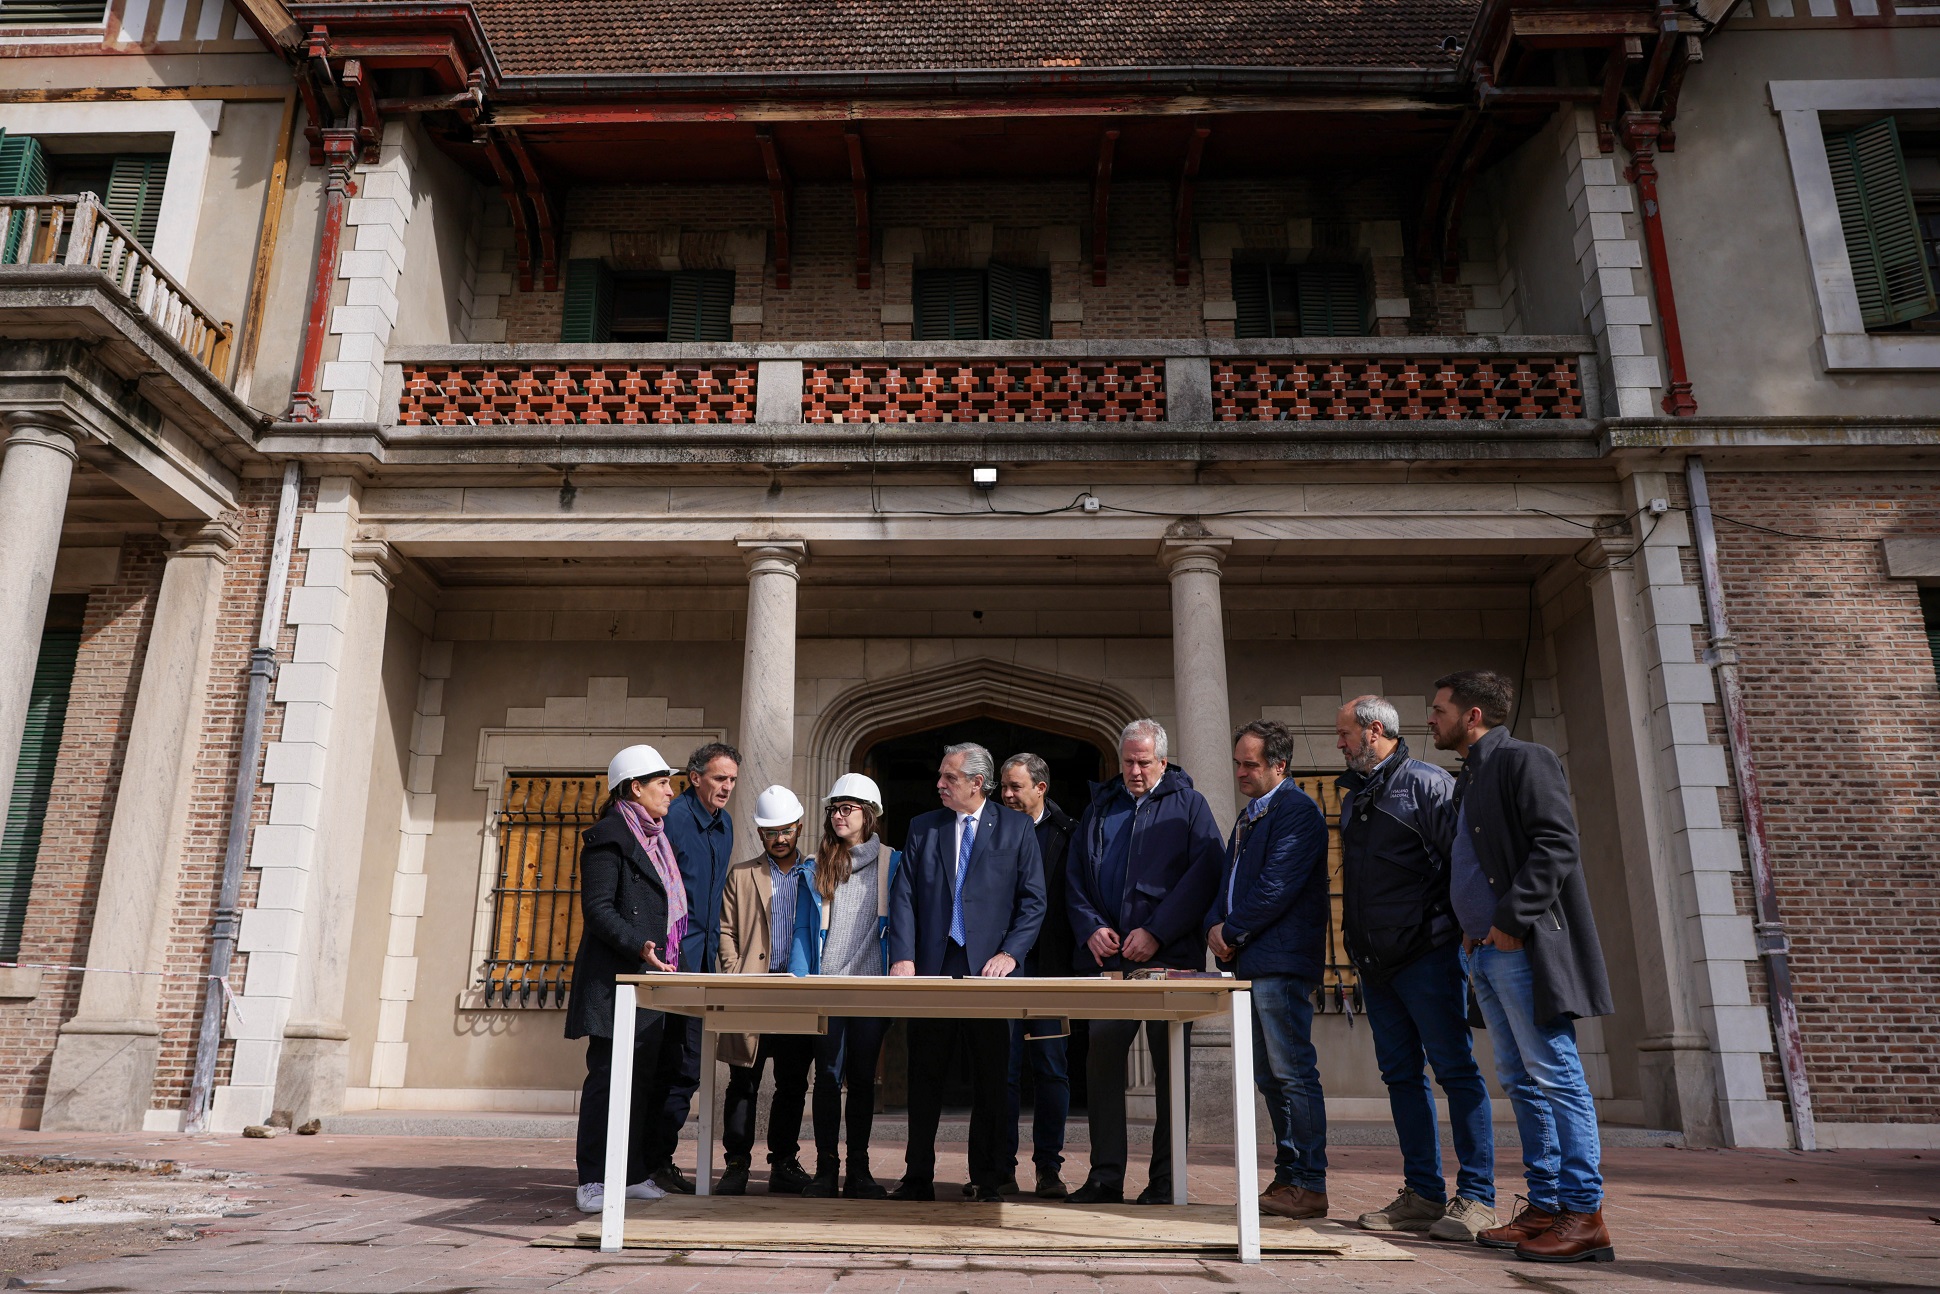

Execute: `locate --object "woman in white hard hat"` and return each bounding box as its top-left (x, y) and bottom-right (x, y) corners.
top-left (787, 771), bottom-right (900, 1198)
top-left (564, 744), bottom-right (684, 1215)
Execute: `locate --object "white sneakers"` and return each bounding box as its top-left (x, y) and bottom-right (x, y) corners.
top-left (575, 1178), bottom-right (667, 1213)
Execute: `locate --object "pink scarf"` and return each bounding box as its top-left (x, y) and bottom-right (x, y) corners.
top-left (614, 798), bottom-right (687, 969)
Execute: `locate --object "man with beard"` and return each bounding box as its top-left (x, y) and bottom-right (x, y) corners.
top-left (1334, 696), bottom-right (1495, 1242)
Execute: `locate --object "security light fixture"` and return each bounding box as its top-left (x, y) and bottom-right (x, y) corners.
top-left (972, 466), bottom-right (998, 490)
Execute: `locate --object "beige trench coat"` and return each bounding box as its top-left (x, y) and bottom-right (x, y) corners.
top-left (714, 852), bottom-right (805, 1067)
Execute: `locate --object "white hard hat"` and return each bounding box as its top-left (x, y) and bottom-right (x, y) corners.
top-left (826, 772), bottom-right (884, 816)
top-left (752, 784), bottom-right (805, 828)
top-left (607, 744), bottom-right (673, 789)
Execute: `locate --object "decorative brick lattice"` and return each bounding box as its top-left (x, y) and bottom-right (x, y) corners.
top-left (1211, 356), bottom-right (1583, 421)
top-left (803, 361), bottom-right (1164, 423)
top-left (397, 364), bottom-right (757, 424)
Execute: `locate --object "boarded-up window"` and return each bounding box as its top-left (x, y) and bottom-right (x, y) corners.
top-left (483, 770), bottom-right (691, 1007)
top-left (1288, 774), bottom-right (1361, 1013)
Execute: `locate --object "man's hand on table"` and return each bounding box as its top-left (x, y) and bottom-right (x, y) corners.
top-left (980, 952), bottom-right (1016, 977)
top-left (890, 960), bottom-right (915, 976)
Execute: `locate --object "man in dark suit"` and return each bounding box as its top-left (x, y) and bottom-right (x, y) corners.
top-left (888, 742), bottom-right (1046, 1202)
top-left (1428, 670), bottom-right (1616, 1264)
top-left (997, 751), bottom-right (1078, 1199)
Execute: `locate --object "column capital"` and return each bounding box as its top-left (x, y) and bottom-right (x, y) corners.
top-left (1, 410), bottom-right (83, 463)
top-left (350, 537), bottom-right (401, 587)
top-left (163, 516), bottom-right (243, 562)
top-left (1577, 535), bottom-right (1636, 585)
top-left (738, 538), bottom-right (807, 580)
top-left (1160, 535), bottom-right (1231, 578)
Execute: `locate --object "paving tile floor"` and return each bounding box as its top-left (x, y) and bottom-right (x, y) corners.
top-left (0, 1129), bottom-right (1932, 1293)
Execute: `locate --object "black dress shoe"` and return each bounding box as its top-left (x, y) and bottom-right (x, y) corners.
top-left (1065, 1180), bottom-right (1124, 1205)
top-left (965, 1183), bottom-right (1005, 1202)
top-left (800, 1167), bottom-right (840, 1197)
top-left (889, 1178), bottom-right (936, 1202)
top-left (960, 1181), bottom-right (976, 1198)
top-left (768, 1156), bottom-right (812, 1195)
top-left (995, 1175), bottom-right (1020, 1196)
top-left (714, 1156), bottom-right (750, 1196)
top-left (651, 1163), bottom-right (695, 1195)
top-left (843, 1164), bottom-right (889, 1200)
top-left (1136, 1181), bottom-right (1175, 1205)
top-left (1034, 1169), bottom-right (1070, 1200)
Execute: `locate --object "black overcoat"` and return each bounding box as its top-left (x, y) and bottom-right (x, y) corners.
top-left (1447, 726), bottom-right (1615, 1024)
top-left (563, 812), bottom-right (672, 1040)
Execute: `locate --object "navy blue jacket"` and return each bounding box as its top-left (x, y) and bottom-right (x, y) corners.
top-left (1204, 778), bottom-right (1330, 981)
top-left (663, 785), bottom-right (733, 973)
top-left (1066, 766), bottom-right (1224, 972)
top-left (1338, 740), bottom-right (1458, 982)
top-left (889, 799), bottom-right (1045, 976)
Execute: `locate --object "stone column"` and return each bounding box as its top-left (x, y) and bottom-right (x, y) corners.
top-left (273, 539), bottom-right (396, 1125)
top-left (41, 519), bottom-right (239, 1131)
top-left (0, 414), bottom-right (81, 814)
top-left (1162, 536), bottom-right (1236, 830)
top-left (734, 540), bottom-right (805, 844)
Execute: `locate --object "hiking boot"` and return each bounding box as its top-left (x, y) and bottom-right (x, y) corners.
top-left (1261, 1181), bottom-right (1328, 1220)
top-left (1479, 1197), bottom-right (1558, 1249)
top-left (843, 1158), bottom-right (889, 1200)
top-left (800, 1157), bottom-right (841, 1197)
top-left (651, 1163), bottom-right (695, 1195)
top-left (768, 1155), bottom-right (813, 1194)
top-left (1515, 1207), bottom-right (1614, 1263)
top-left (1429, 1195), bottom-right (1498, 1241)
top-left (714, 1155), bottom-right (751, 1196)
top-left (1357, 1186), bottom-right (1443, 1232)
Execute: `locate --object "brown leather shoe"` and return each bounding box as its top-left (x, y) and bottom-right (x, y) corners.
top-left (1515, 1207), bottom-right (1614, 1263)
top-left (1477, 1199), bottom-right (1558, 1249)
top-left (1260, 1181), bottom-right (1328, 1220)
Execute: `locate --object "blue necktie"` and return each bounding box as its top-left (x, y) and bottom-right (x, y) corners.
top-left (950, 814), bottom-right (975, 946)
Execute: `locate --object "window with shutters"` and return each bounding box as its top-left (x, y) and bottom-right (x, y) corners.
top-left (1233, 262), bottom-right (1371, 339)
top-left (560, 259), bottom-right (733, 343)
top-left (1923, 588), bottom-right (1940, 689)
top-left (1288, 774), bottom-right (1360, 1014)
top-left (45, 152), bottom-right (168, 251)
top-left (0, 0), bottom-right (108, 26)
top-left (0, 132), bottom-right (48, 263)
top-left (482, 770), bottom-right (691, 1007)
top-left (912, 264), bottom-right (1049, 341)
top-left (0, 597), bottom-right (84, 962)
top-left (1825, 118), bottom-right (1940, 331)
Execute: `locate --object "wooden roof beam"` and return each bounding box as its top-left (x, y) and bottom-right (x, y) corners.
top-left (1598, 37), bottom-right (1644, 152)
top-left (756, 129), bottom-right (793, 291)
top-left (1092, 128), bottom-right (1119, 287)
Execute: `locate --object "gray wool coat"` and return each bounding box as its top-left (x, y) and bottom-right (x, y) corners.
top-left (1441, 725), bottom-right (1615, 1025)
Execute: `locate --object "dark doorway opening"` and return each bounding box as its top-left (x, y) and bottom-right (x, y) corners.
top-left (860, 716), bottom-right (1104, 851)
top-left (860, 716), bottom-right (1106, 1118)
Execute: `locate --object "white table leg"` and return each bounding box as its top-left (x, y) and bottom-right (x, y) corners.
top-left (1167, 1019), bottom-right (1188, 1206)
top-left (696, 1025), bottom-right (717, 1197)
top-left (1230, 990), bottom-right (1260, 1264)
top-left (600, 983), bottom-right (637, 1253)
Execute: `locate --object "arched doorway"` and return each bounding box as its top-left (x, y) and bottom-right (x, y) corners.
top-left (860, 717), bottom-right (1104, 848)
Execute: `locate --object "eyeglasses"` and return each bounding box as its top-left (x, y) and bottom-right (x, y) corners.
top-left (757, 825), bottom-right (799, 839)
top-left (828, 801), bottom-right (866, 816)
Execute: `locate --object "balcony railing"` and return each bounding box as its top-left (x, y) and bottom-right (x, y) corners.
top-left (384, 338), bottom-right (1601, 429)
top-left (0, 195), bottom-right (233, 377)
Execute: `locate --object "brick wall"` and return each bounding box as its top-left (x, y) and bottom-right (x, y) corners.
top-left (1706, 469), bottom-right (1940, 1124)
top-left (0, 536), bottom-right (165, 1123)
top-left (498, 177), bottom-right (1478, 345)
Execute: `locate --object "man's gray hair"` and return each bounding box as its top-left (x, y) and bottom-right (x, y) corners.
top-left (1119, 718), bottom-right (1169, 760)
top-left (944, 742), bottom-right (997, 792)
top-left (1350, 695), bottom-right (1403, 739)
top-left (1002, 751), bottom-right (1051, 788)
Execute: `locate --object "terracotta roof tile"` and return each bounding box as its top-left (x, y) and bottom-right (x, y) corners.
top-left (473, 0), bottom-right (1480, 78)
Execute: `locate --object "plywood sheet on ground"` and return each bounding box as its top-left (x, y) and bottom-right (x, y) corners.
top-left (534, 1195), bottom-right (1411, 1260)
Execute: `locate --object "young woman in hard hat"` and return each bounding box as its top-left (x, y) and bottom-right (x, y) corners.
top-left (564, 744), bottom-right (684, 1214)
top-left (787, 772), bottom-right (902, 1199)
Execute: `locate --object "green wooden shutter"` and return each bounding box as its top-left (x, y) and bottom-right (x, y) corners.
top-left (1923, 588), bottom-right (1940, 690)
top-left (1297, 264), bottom-right (1370, 337)
top-left (561, 258), bottom-right (615, 343)
top-left (913, 269), bottom-right (986, 340)
top-left (667, 270), bottom-right (734, 342)
top-left (1826, 118), bottom-right (1938, 329)
top-left (1233, 263), bottom-right (1273, 338)
top-left (104, 153), bottom-right (168, 250)
top-left (0, 132), bottom-right (49, 264)
top-left (0, 0), bottom-right (109, 23)
top-left (0, 621), bottom-right (81, 960)
top-left (986, 262), bottom-right (1049, 340)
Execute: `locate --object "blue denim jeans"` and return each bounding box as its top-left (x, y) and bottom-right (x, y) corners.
top-left (1362, 940), bottom-right (1495, 1206)
top-left (1250, 974), bottom-right (1327, 1193)
top-left (1004, 1017), bottom-right (1070, 1174)
top-left (1468, 945), bottom-right (1603, 1212)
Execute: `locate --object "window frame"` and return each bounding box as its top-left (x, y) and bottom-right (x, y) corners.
top-left (1774, 77), bottom-right (1940, 371)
